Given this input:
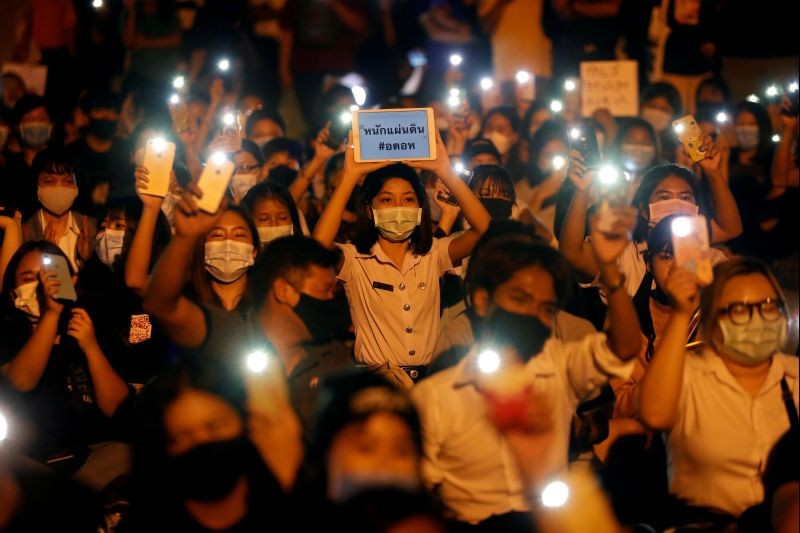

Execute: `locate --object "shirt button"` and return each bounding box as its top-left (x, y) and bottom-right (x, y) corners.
top-left (403, 304), bottom-right (411, 311)
top-left (406, 327), bottom-right (413, 334)
top-left (409, 350), bottom-right (416, 356)
top-left (399, 283), bottom-right (406, 291)
top-left (418, 282), bottom-right (426, 290)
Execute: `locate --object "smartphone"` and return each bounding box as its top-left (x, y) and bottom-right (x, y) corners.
top-left (326, 108), bottom-right (353, 150)
top-left (352, 108), bottom-right (437, 162)
top-left (594, 165), bottom-right (628, 233)
top-left (141, 138), bottom-right (176, 197)
top-left (672, 115), bottom-right (707, 163)
top-left (569, 124), bottom-right (602, 169)
top-left (671, 215), bottom-right (713, 285)
top-left (221, 111), bottom-right (243, 151)
top-left (41, 253), bottom-right (77, 302)
top-left (515, 70), bottom-right (535, 101)
top-left (196, 153), bottom-right (235, 213)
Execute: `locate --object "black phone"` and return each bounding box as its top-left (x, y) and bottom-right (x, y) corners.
top-left (569, 123), bottom-right (602, 169)
top-left (326, 108), bottom-right (353, 150)
top-left (436, 191), bottom-right (459, 206)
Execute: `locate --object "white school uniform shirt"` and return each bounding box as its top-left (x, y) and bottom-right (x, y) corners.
top-left (40, 210), bottom-right (81, 271)
top-left (410, 333), bottom-right (634, 524)
top-left (336, 236), bottom-right (456, 366)
top-left (666, 349), bottom-right (799, 517)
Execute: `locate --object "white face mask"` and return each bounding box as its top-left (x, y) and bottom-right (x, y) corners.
top-left (257, 224), bottom-right (293, 245)
top-left (735, 125), bottom-right (759, 150)
top-left (20, 121), bottom-right (52, 148)
top-left (38, 186), bottom-right (78, 215)
top-left (231, 173), bottom-right (258, 200)
top-left (373, 207), bottom-right (422, 242)
top-left (96, 228), bottom-right (126, 268)
top-left (14, 280), bottom-right (41, 321)
top-left (648, 199), bottom-right (699, 227)
top-left (641, 107), bottom-right (672, 133)
top-left (484, 131), bottom-right (513, 155)
top-left (621, 144), bottom-right (656, 172)
top-left (718, 315), bottom-right (787, 366)
top-left (204, 239), bottom-right (255, 283)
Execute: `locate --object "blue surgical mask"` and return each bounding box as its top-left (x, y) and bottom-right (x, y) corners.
top-left (20, 121), bottom-right (52, 148)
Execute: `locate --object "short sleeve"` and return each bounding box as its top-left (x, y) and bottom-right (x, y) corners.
top-left (435, 236), bottom-right (456, 277)
top-left (559, 333), bottom-right (635, 402)
top-left (335, 242), bottom-right (357, 282)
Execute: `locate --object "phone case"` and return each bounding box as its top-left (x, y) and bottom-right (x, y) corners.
top-left (570, 129), bottom-right (601, 169)
top-left (42, 254), bottom-right (77, 301)
top-left (168, 99), bottom-right (192, 133)
top-left (196, 159), bottom-right (235, 213)
top-left (673, 115), bottom-right (707, 163)
top-left (141, 140), bottom-right (176, 197)
top-left (221, 113), bottom-right (243, 151)
top-left (672, 215), bottom-right (713, 285)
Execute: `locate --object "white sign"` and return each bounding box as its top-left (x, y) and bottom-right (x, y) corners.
top-left (580, 60), bottom-right (639, 117)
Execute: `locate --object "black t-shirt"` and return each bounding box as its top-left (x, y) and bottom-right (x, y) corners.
top-left (78, 257), bottom-right (170, 385)
top-left (0, 312), bottom-right (110, 461)
top-left (196, 303), bottom-right (355, 436)
top-left (0, 152), bottom-right (37, 220)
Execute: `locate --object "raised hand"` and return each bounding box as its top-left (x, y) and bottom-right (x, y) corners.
top-left (39, 270), bottom-right (64, 315)
top-left (664, 267), bottom-right (701, 314)
top-left (589, 206), bottom-right (638, 265)
top-left (567, 150), bottom-right (592, 192)
top-left (173, 183), bottom-right (227, 239)
top-left (135, 166), bottom-right (166, 209)
top-left (67, 308), bottom-right (100, 352)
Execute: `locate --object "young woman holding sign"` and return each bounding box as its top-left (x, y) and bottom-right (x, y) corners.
top-left (313, 130), bottom-right (490, 385)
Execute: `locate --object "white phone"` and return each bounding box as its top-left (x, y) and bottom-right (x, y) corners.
top-left (141, 138), bottom-right (176, 197)
top-left (196, 153), bottom-right (235, 213)
top-left (41, 253), bottom-right (77, 301)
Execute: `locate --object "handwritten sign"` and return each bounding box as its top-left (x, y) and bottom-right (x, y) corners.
top-left (580, 60), bottom-right (638, 117)
top-left (2, 62), bottom-right (48, 96)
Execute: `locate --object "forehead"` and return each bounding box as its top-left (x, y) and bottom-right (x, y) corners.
top-left (302, 264), bottom-right (337, 287)
top-left (499, 265), bottom-right (557, 301)
top-left (643, 96), bottom-right (672, 111)
top-left (17, 250), bottom-right (43, 275)
top-left (255, 197), bottom-right (289, 213)
top-left (163, 389), bottom-right (241, 434)
top-left (486, 113), bottom-right (512, 129)
top-left (718, 273), bottom-right (778, 306)
top-left (235, 150), bottom-right (258, 165)
top-left (540, 139), bottom-right (567, 154)
top-left (218, 210), bottom-right (249, 227)
top-left (21, 107), bottom-right (49, 121)
top-left (378, 177), bottom-right (416, 194)
top-left (624, 126), bottom-right (653, 144)
top-left (654, 175), bottom-right (693, 193)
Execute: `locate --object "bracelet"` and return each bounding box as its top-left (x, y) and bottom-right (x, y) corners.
top-left (601, 273), bottom-right (626, 294)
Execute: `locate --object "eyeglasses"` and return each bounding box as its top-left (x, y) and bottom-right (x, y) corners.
top-left (717, 298), bottom-right (785, 325)
top-left (235, 163), bottom-right (261, 173)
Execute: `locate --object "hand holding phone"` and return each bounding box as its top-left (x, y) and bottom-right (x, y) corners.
top-left (673, 115), bottom-right (707, 163)
top-left (41, 254), bottom-right (77, 302)
top-left (195, 152), bottom-right (235, 213)
top-left (141, 138), bottom-right (176, 197)
top-left (568, 125), bottom-right (601, 169)
top-left (325, 108), bottom-right (353, 150)
top-left (671, 215), bottom-right (713, 285)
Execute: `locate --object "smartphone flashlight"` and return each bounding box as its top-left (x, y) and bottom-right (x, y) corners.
top-left (222, 112), bottom-right (236, 126)
top-left (449, 54), bottom-right (463, 67)
top-left (447, 92), bottom-right (461, 109)
top-left (169, 93), bottom-right (181, 105)
top-left (217, 58), bottom-right (231, 72)
top-left (746, 93), bottom-right (760, 103)
top-left (92, 0), bottom-right (103, 8)
top-left (477, 350), bottom-right (501, 374)
top-left (550, 99), bottom-right (563, 113)
top-left (790, 81), bottom-right (799, 93)
top-left (515, 70), bottom-right (531, 85)
top-left (772, 134), bottom-right (781, 143)
top-left (671, 216), bottom-right (693, 238)
top-left (349, 104), bottom-right (360, 112)
top-left (765, 85), bottom-right (780, 98)
top-left (246, 350), bottom-right (269, 373)
top-left (339, 111), bottom-right (353, 124)
top-left (715, 111), bottom-right (728, 124)
top-left (568, 127), bottom-right (581, 140)
top-left (211, 151), bottom-right (227, 166)
top-left (597, 164), bottom-right (620, 186)
top-left (551, 155), bottom-right (567, 171)
top-left (480, 77), bottom-right (494, 91)
top-left (42, 256), bottom-right (53, 266)
top-left (453, 161), bottom-right (465, 174)
top-left (351, 85), bottom-right (367, 106)
top-left (151, 136), bottom-right (167, 154)
top-left (0, 410), bottom-right (8, 441)
top-left (541, 480), bottom-right (569, 508)
top-left (564, 78), bottom-right (577, 92)
top-left (172, 76), bottom-right (185, 90)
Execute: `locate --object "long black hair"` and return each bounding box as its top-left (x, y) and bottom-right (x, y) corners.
top-left (353, 163), bottom-right (433, 255)
top-left (732, 100), bottom-right (774, 171)
top-left (241, 181), bottom-right (303, 235)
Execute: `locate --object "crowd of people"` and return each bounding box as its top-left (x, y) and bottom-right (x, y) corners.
top-left (0, 0), bottom-right (798, 532)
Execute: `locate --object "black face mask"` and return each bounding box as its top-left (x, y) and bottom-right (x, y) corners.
top-left (88, 118), bottom-right (117, 140)
top-left (480, 306), bottom-right (552, 362)
top-left (168, 437), bottom-right (252, 501)
top-left (294, 292), bottom-right (336, 344)
top-left (480, 198), bottom-right (513, 220)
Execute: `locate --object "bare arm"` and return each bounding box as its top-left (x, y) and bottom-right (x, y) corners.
top-left (0, 214), bottom-right (23, 285)
top-left (194, 80), bottom-right (225, 156)
top-left (638, 268), bottom-right (698, 430)
top-left (330, 0), bottom-right (368, 33)
top-left (125, 168), bottom-right (164, 296)
top-left (0, 272), bottom-right (63, 392)
top-left (143, 188), bottom-right (225, 348)
top-left (478, 0), bottom-right (510, 35)
top-left (558, 151), bottom-right (599, 277)
top-left (697, 135), bottom-right (743, 244)
top-left (289, 126), bottom-right (336, 205)
top-left (770, 105), bottom-right (799, 191)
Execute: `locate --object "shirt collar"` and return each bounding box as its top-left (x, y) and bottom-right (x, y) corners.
top-left (354, 241), bottom-right (424, 273)
top-left (699, 348), bottom-right (794, 397)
